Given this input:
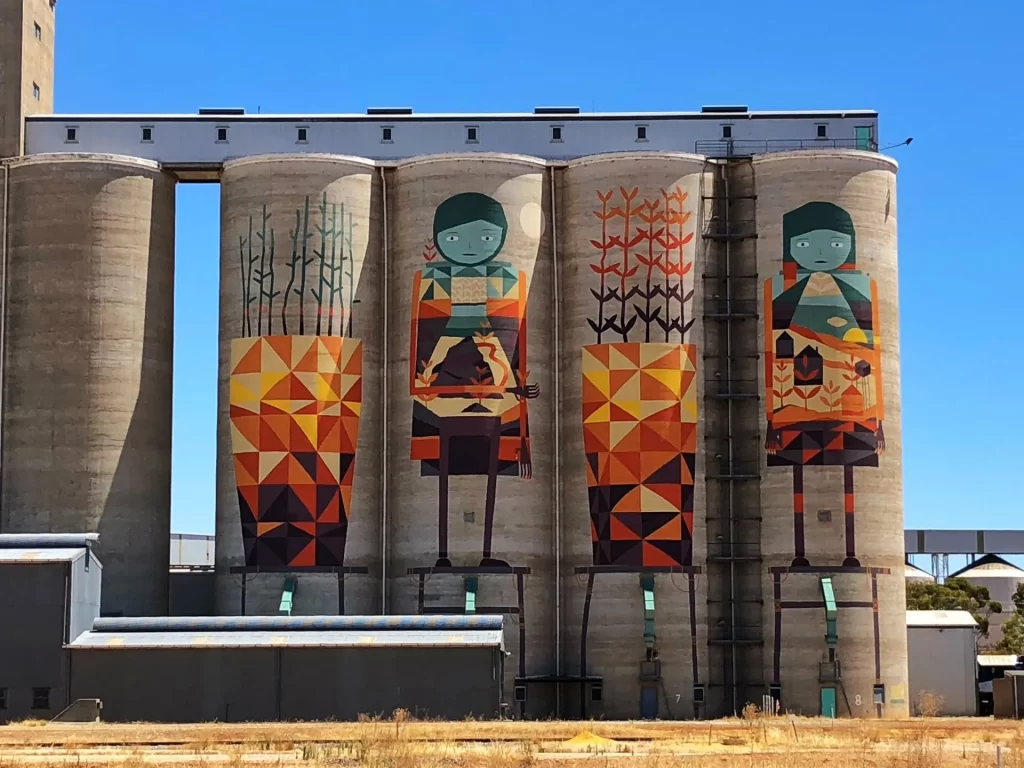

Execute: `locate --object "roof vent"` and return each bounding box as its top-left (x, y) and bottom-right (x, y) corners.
top-left (198, 107), bottom-right (245, 116)
top-left (701, 105), bottom-right (748, 114)
top-left (534, 106), bottom-right (581, 115)
top-left (366, 107), bottom-right (413, 115)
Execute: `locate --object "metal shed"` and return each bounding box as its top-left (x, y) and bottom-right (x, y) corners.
top-left (906, 610), bottom-right (978, 716)
top-left (68, 615), bottom-right (506, 722)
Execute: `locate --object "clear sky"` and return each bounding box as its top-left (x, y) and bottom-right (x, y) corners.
top-left (51, 0), bottom-right (1021, 537)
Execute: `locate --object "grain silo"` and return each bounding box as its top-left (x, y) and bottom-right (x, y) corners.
top-left (0, 153), bottom-right (176, 616)
top-left (385, 154), bottom-right (554, 717)
top-left (560, 153), bottom-right (711, 719)
top-left (216, 154), bottom-right (383, 617)
top-left (753, 150), bottom-right (908, 717)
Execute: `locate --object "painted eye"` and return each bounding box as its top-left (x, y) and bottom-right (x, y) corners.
top-left (831, 241), bottom-right (844, 248)
top-left (445, 234), bottom-right (459, 242)
top-left (481, 235), bottom-right (494, 242)
top-left (796, 241), bottom-right (810, 248)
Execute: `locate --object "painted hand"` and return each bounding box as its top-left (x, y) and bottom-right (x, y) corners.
top-left (765, 422), bottom-right (781, 455)
top-left (875, 421), bottom-right (886, 455)
top-left (510, 383), bottom-right (541, 400)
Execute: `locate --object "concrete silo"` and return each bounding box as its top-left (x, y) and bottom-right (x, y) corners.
top-left (386, 154), bottom-right (553, 717)
top-left (216, 154), bottom-right (383, 617)
top-left (561, 153), bottom-right (711, 719)
top-left (754, 150), bottom-right (907, 717)
top-left (0, 153), bottom-right (175, 616)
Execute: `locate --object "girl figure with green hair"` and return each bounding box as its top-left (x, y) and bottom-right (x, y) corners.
top-left (763, 201), bottom-right (885, 567)
top-left (409, 192), bottom-right (539, 568)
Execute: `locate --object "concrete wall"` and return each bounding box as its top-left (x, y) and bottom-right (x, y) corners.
top-left (386, 154), bottom-right (554, 715)
top-left (169, 571), bottom-right (216, 617)
top-left (0, 0), bottom-right (54, 158)
top-left (754, 151), bottom-right (908, 716)
top-left (907, 626), bottom-right (977, 716)
top-left (68, 647), bottom-right (501, 722)
top-left (1, 155), bottom-right (176, 617)
top-left (215, 155), bottom-right (383, 616)
top-left (0, 562), bottom-right (68, 723)
top-left (25, 114), bottom-right (879, 165)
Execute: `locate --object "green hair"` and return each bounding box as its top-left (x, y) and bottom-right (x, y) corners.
top-left (433, 192), bottom-right (508, 251)
top-left (782, 201), bottom-right (857, 269)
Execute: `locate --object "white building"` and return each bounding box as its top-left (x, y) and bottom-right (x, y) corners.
top-left (949, 555), bottom-right (1024, 648)
top-left (906, 610), bottom-right (978, 716)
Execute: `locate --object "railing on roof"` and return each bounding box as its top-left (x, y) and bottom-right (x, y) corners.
top-left (695, 138), bottom-right (878, 157)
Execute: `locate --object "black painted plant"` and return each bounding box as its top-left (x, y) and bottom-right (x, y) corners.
top-left (238, 194), bottom-right (357, 338)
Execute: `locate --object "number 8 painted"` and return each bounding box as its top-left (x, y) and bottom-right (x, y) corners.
top-left (854, 694), bottom-right (862, 706)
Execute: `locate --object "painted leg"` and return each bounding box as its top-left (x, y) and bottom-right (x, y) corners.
top-left (436, 422), bottom-right (452, 568)
top-left (843, 465), bottom-right (860, 567)
top-left (481, 420), bottom-right (509, 567)
top-left (791, 466), bottom-right (809, 567)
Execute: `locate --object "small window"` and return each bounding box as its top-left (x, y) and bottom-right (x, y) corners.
top-left (721, 125), bottom-right (732, 139)
top-left (65, 126), bottom-right (78, 143)
top-left (513, 684), bottom-right (527, 702)
top-left (141, 126), bottom-right (153, 143)
top-left (0, 687), bottom-right (7, 709)
top-left (32, 83), bottom-right (40, 100)
top-left (34, 22), bottom-right (41, 39)
top-left (381, 126), bottom-right (393, 143)
top-left (816, 124), bottom-right (828, 138)
top-left (216, 126), bottom-right (228, 143)
top-left (296, 126), bottom-right (308, 143)
top-left (32, 687), bottom-right (50, 710)
top-left (817, 509), bottom-right (832, 524)
top-left (550, 125), bottom-right (563, 142)
top-left (636, 124), bottom-right (648, 142)
top-left (465, 125), bottom-right (478, 143)
top-left (590, 682), bottom-right (603, 702)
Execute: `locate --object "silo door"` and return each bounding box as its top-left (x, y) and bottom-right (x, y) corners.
top-left (640, 686), bottom-right (658, 719)
top-left (820, 687), bottom-right (837, 718)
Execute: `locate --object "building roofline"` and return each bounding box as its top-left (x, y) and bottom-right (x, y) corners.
top-left (26, 109), bottom-right (879, 124)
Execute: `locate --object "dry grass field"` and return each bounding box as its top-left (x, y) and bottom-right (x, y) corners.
top-left (1, 713), bottom-right (1022, 767)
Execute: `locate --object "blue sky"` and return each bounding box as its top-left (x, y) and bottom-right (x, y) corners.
top-left (52, 1), bottom-right (1021, 537)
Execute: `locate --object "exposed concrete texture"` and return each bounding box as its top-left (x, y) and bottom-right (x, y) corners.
top-left (386, 154), bottom-right (554, 715)
top-left (560, 153), bottom-right (711, 719)
top-left (1, 154), bottom-right (175, 617)
top-left (754, 151), bottom-right (908, 716)
top-left (0, 0), bottom-right (55, 158)
top-left (215, 155), bottom-right (383, 616)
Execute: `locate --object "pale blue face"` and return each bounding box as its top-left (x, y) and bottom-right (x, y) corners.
top-left (436, 219), bottom-right (504, 266)
top-left (790, 228), bottom-right (852, 271)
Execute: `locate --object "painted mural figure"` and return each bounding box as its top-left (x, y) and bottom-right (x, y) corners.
top-left (764, 202), bottom-right (884, 568)
top-left (410, 192), bottom-right (538, 568)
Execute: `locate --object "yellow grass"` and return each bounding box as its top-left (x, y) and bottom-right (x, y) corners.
top-left (1, 716), bottom-right (1023, 767)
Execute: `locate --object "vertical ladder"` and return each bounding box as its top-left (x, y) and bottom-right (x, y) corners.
top-left (701, 158), bottom-right (766, 716)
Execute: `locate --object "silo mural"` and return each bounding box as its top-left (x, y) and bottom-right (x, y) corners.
top-left (581, 185), bottom-right (697, 568)
top-left (763, 201), bottom-right (883, 568)
top-left (409, 192), bottom-right (538, 567)
top-left (229, 194), bottom-right (364, 568)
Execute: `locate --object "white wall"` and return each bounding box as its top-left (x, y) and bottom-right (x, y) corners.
top-left (907, 626), bottom-right (977, 716)
top-left (68, 552), bottom-right (102, 642)
top-left (25, 113), bottom-right (879, 165)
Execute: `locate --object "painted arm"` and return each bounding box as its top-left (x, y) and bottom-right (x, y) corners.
top-left (511, 270), bottom-right (537, 479)
top-left (871, 278), bottom-right (885, 453)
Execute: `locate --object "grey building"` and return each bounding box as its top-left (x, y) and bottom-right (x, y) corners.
top-left (0, 534), bottom-right (101, 723)
top-left (69, 616), bottom-right (505, 722)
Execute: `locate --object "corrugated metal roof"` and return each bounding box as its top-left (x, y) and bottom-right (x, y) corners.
top-left (950, 554), bottom-right (1024, 579)
top-left (92, 614), bottom-right (503, 633)
top-left (0, 533), bottom-right (99, 549)
top-left (906, 610), bottom-right (978, 628)
top-left (905, 563), bottom-right (935, 581)
top-left (978, 655), bottom-right (1022, 668)
top-left (69, 629), bottom-right (504, 650)
top-left (0, 547), bottom-right (87, 563)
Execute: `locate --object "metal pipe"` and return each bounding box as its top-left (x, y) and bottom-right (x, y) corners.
top-left (0, 160), bottom-right (9, 525)
top-left (723, 160), bottom-right (739, 715)
top-left (379, 165), bottom-right (389, 614)
top-left (548, 165), bottom-right (562, 687)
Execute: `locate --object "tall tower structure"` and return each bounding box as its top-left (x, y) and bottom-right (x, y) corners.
top-left (0, 0), bottom-right (55, 159)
